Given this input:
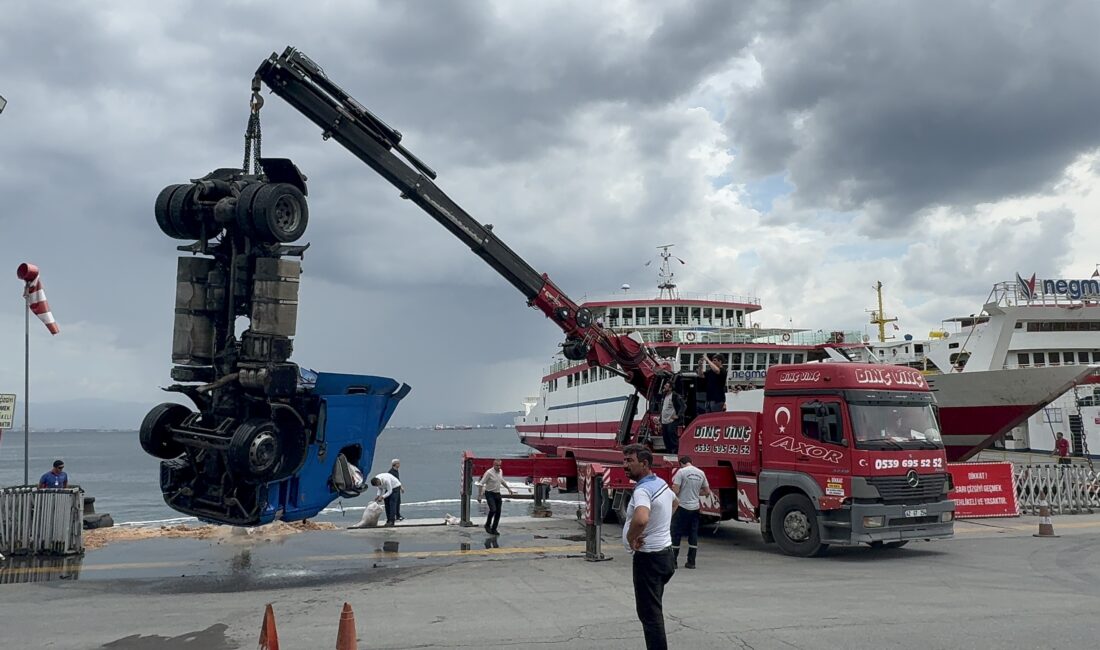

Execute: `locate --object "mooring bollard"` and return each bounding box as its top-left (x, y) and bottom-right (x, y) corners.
top-left (460, 456), bottom-right (475, 527)
top-left (584, 464), bottom-right (610, 562)
top-left (532, 482), bottom-right (552, 518)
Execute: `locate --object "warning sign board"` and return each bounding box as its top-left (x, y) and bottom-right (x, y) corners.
top-left (0, 394), bottom-right (15, 429)
top-left (947, 461), bottom-right (1019, 518)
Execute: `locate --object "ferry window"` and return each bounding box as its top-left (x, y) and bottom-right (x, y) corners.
top-left (567, 375), bottom-right (573, 388)
top-left (691, 307), bottom-right (701, 325)
top-left (781, 353), bottom-right (792, 364)
top-left (1094, 352), bottom-right (1100, 363)
top-left (725, 309), bottom-right (735, 324)
top-left (703, 308), bottom-right (713, 324)
top-left (736, 310), bottom-right (744, 327)
top-left (1079, 352), bottom-right (1091, 364)
top-left (661, 307), bottom-right (672, 325)
top-left (675, 306), bottom-right (687, 325)
top-left (769, 353), bottom-right (780, 366)
top-left (681, 353), bottom-right (692, 368)
top-left (1053, 322), bottom-right (1066, 332)
top-left (1062, 352), bottom-right (1075, 364)
top-left (1033, 352), bottom-right (1046, 366)
top-left (793, 353), bottom-right (804, 363)
top-left (623, 308), bottom-right (633, 326)
top-left (914, 344), bottom-right (923, 353)
top-left (609, 308), bottom-right (619, 327)
top-left (729, 352), bottom-right (742, 369)
top-left (1026, 322), bottom-right (1038, 332)
top-left (1017, 353), bottom-right (1030, 367)
top-left (1015, 321), bottom-right (1023, 329)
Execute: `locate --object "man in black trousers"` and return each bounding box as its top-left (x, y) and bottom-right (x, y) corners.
top-left (622, 443), bottom-right (679, 650)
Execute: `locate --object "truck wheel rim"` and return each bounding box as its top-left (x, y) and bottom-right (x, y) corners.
top-left (249, 432), bottom-right (279, 473)
top-left (783, 510), bottom-right (811, 542)
top-left (273, 195), bottom-right (301, 234)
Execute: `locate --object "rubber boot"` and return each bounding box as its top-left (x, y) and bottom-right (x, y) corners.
top-left (685, 547), bottom-right (697, 569)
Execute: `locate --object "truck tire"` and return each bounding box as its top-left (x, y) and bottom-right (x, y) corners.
top-left (168, 183), bottom-right (205, 240)
top-left (250, 183), bottom-right (308, 243)
top-left (599, 487), bottom-right (618, 524)
top-left (228, 418), bottom-right (283, 481)
top-left (154, 184), bottom-right (189, 238)
top-left (770, 493), bottom-right (828, 557)
top-left (139, 403), bottom-right (189, 459)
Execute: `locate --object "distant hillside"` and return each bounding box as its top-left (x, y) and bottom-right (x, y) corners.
top-left (9, 398), bottom-right (186, 431)
top-left (7, 398), bottom-right (521, 432)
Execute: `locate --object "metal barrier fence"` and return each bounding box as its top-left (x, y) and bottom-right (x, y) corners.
top-left (1014, 465), bottom-right (1100, 515)
top-left (0, 487), bottom-right (84, 556)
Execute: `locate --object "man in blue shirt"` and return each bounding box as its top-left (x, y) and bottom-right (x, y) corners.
top-left (38, 460), bottom-right (68, 488)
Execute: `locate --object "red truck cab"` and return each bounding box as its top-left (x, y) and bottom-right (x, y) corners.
top-left (683, 363), bottom-right (955, 556)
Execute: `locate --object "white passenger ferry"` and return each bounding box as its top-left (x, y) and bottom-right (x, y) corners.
top-left (515, 250), bottom-right (1088, 462)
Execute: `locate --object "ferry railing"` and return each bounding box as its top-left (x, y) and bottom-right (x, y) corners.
top-left (1014, 464), bottom-right (1100, 515)
top-left (581, 291), bottom-right (761, 306)
top-left (0, 486), bottom-right (84, 556)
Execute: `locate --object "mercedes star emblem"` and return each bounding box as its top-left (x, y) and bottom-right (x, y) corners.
top-left (906, 469), bottom-right (920, 488)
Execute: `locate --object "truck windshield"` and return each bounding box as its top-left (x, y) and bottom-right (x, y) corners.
top-left (848, 403), bottom-right (942, 449)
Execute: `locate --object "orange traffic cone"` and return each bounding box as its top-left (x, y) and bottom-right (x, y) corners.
top-left (259, 603), bottom-right (280, 650)
top-left (1033, 499), bottom-right (1059, 538)
top-left (336, 602), bottom-right (358, 650)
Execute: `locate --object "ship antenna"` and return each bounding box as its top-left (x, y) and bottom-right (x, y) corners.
top-left (867, 281), bottom-right (898, 343)
top-left (653, 244), bottom-right (684, 300)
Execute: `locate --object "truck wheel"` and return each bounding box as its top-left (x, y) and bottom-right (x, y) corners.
top-left (228, 419), bottom-right (283, 481)
top-left (139, 403), bottom-right (189, 459)
top-left (770, 494), bottom-right (827, 557)
top-left (168, 184), bottom-right (205, 240)
top-left (599, 487), bottom-right (617, 524)
top-left (250, 183), bottom-right (308, 243)
top-left (154, 184), bottom-right (189, 238)
top-left (870, 540), bottom-right (909, 550)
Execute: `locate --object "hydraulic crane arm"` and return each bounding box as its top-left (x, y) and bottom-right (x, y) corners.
top-left (254, 47), bottom-right (669, 395)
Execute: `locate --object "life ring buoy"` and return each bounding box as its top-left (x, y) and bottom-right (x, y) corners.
top-left (685, 332), bottom-right (696, 342)
top-left (661, 329), bottom-right (674, 342)
top-left (781, 333), bottom-right (791, 342)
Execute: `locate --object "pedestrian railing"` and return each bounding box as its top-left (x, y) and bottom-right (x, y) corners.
top-left (0, 486), bottom-right (84, 556)
top-left (1014, 464), bottom-right (1100, 515)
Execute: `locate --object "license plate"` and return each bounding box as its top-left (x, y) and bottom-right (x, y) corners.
top-left (905, 509), bottom-right (928, 518)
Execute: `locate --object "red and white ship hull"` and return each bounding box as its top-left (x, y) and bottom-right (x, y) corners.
top-left (926, 365), bottom-right (1090, 461)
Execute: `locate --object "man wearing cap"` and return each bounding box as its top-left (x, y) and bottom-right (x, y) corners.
top-left (39, 460), bottom-right (68, 488)
top-left (388, 459), bottom-right (405, 521)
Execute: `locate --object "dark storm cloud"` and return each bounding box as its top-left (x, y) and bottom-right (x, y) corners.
top-left (0, 1), bottom-right (763, 420)
top-left (729, 1), bottom-right (1100, 231)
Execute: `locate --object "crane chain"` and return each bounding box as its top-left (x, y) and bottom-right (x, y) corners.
top-left (242, 78), bottom-right (264, 175)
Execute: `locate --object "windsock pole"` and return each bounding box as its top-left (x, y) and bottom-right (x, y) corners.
top-left (23, 299), bottom-right (28, 485)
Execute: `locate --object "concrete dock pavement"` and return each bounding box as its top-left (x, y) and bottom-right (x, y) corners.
top-left (1, 513), bottom-right (1099, 648)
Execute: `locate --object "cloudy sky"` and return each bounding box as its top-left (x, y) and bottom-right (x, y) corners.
top-left (3, 1), bottom-right (1100, 425)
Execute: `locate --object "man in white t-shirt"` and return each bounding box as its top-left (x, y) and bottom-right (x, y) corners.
top-left (370, 472), bottom-right (402, 526)
top-left (671, 455), bottom-right (711, 569)
top-left (623, 443), bottom-right (678, 650)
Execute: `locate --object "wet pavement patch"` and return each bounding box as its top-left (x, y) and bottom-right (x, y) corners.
top-left (102, 623), bottom-right (238, 649)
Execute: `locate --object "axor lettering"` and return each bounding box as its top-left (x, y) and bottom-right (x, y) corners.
top-left (770, 437), bottom-right (843, 464)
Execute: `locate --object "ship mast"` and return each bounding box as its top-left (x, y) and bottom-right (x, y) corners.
top-left (868, 281), bottom-right (898, 343)
top-left (654, 244), bottom-right (684, 300)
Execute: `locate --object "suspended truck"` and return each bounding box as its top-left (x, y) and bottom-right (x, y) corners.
top-left (159, 46), bottom-right (955, 552)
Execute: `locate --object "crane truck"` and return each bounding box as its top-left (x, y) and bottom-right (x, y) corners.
top-left (144, 46), bottom-right (956, 554)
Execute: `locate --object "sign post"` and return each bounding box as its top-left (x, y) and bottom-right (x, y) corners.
top-left (947, 461), bottom-right (1020, 518)
top-left (0, 394), bottom-right (14, 451)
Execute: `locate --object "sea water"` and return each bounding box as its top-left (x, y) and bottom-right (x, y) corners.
top-left (0, 427), bottom-right (579, 527)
